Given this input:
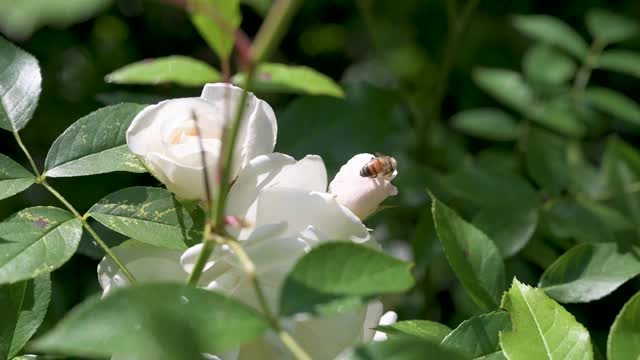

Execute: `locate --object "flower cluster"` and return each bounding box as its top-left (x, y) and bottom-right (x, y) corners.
top-left (98, 83), bottom-right (398, 359)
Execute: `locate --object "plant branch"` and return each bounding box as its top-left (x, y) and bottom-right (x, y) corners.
top-left (572, 38), bottom-right (606, 97)
top-left (252, 0), bottom-right (302, 63)
top-left (40, 181), bottom-right (137, 284)
top-left (13, 131), bottom-right (41, 178)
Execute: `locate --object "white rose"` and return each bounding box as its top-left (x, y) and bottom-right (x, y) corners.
top-left (126, 83), bottom-right (277, 200)
top-left (98, 153), bottom-right (398, 359)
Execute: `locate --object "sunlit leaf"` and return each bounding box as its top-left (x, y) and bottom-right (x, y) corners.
top-left (511, 15), bottom-right (588, 58)
top-left (188, 0), bottom-right (241, 60)
top-left (523, 44), bottom-right (576, 85)
top-left (0, 274), bottom-right (50, 359)
top-left (597, 50), bottom-right (640, 79)
top-left (0, 36), bottom-right (41, 132)
top-left (234, 63), bottom-right (344, 97)
top-left (608, 290), bottom-right (640, 359)
top-left (441, 311), bottom-right (511, 358)
top-left (450, 108), bottom-right (521, 141)
top-left (586, 87), bottom-right (640, 127)
top-left (88, 187), bottom-right (202, 250)
top-left (105, 56), bottom-right (221, 87)
top-left (279, 242), bottom-right (414, 316)
top-left (586, 9), bottom-right (638, 44)
top-left (539, 242), bottom-right (640, 303)
top-left (499, 279), bottom-right (593, 359)
top-left (0, 154), bottom-right (35, 200)
top-left (537, 98), bottom-right (587, 137)
top-left (32, 283), bottom-right (268, 359)
top-left (0, 207), bottom-right (82, 284)
top-left (44, 103), bottom-right (147, 177)
top-left (432, 198), bottom-right (506, 310)
top-left (376, 320), bottom-right (452, 342)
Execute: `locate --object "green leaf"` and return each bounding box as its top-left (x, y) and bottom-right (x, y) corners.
top-left (608, 290), bottom-right (640, 359)
top-left (441, 311), bottom-right (511, 358)
top-left (523, 44), bottom-right (576, 85)
top-left (0, 36), bottom-right (41, 132)
top-left (472, 68), bottom-right (534, 115)
top-left (601, 137), bottom-right (640, 229)
top-left (105, 56), bottom-right (221, 87)
top-left (0, 154), bottom-right (35, 200)
top-left (537, 98), bottom-right (587, 137)
top-left (525, 127), bottom-right (570, 194)
top-left (450, 108), bottom-right (521, 141)
top-left (44, 103), bottom-right (147, 177)
top-left (586, 9), bottom-right (638, 44)
top-left (473, 206), bottom-right (538, 258)
top-left (539, 243), bottom-right (640, 303)
top-left (87, 187), bottom-right (202, 250)
top-left (499, 279), bottom-right (593, 360)
top-left (353, 336), bottom-right (468, 360)
top-left (188, 0), bottom-right (241, 60)
top-left (440, 164), bottom-right (540, 210)
top-left (597, 50), bottom-right (640, 79)
top-left (511, 15), bottom-right (589, 58)
top-left (32, 283), bottom-right (268, 359)
top-left (376, 321), bottom-right (452, 342)
top-left (544, 198), bottom-right (618, 243)
top-left (586, 87), bottom-right (640, 127)
top-left (279, 242), bottom-right (414, 316)
top-left (432, 198), bottom-right (506, 310)
top-left (0, 0), bottom-right (110, 39)
top-left (0, 274), bottom-right (51, 359)
top-left (233, 63), bottom-right (344, 97)
top-left (0, 207), bottom-right (82, 284)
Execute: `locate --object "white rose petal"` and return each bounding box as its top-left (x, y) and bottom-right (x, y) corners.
top-left (126, 83), bottom-right (277, 200)
top-left (329, 153), bottom-right (398, 220)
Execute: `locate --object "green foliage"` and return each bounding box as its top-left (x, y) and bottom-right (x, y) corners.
top-left (279, 242), bottom-right (414, 316)
top-left (432, 197), bottom-right (506, 310)
top-left (523, 44), bottom-right (576, 85)
top-left (0, 0), bottom-right (111, 39)
top-left (441, 311), bottom-right (511, 358)
top-left (511, 15), bottom-right (588, 57)
top-left (586, 87), bottom-right (640, 127)
top-left (0, 275), bottom-right (50, 359)
top-left (539, 243), bottom-right (640, 303)
top-left (44, 103), bottom-right (147, 177)
top-left (354, 336), bottom-right (468, 360)
top-left (608, 290), bottom-right (640, 359)
top-left (499, 279), bottom-right (593, 360)
top-left (0, 36), bottom-right (40, 132)
top-left (105, 56), bottom-right (222, 86)
top-left (87, 187), bottom-right (203, 250)
top-left (450, 108), bottom-right (521, 141)
top-left (233, 63), bottom-right (345, 97)
top-left (0, 207), bottom-right (82, 284)
top-left (586, 9), bottom-right (638, 44)
top-left (32, 283), bottom-right (269, 359)
top-left (376, 321), bottom-right (452, 342)
top-left (188, 0), bottom-right (241, 61)
top-left (0, 154), bottom-right (35, 201)
top-left (597, 50), bottom-right (640, 78)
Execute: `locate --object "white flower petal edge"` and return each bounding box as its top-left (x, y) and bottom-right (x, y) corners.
top-left (126, 83), bottom-right (277, 200)
top-left (97, 240), bottom-right (186, 297)
top-left (329, 153), bottom-right (398, 220)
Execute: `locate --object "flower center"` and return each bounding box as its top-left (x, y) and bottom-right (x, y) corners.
top-left (168, 127), bottom-right (198, 144)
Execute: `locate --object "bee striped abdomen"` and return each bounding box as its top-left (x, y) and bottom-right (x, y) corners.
top-left (360, 164), bottom-right (374, 177)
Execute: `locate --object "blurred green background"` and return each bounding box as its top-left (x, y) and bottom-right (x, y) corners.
top-left (2, 0), bottom-right (640, 355)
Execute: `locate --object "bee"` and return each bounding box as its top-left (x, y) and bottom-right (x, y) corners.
top-left (360, 153), bottom-right (397, 178)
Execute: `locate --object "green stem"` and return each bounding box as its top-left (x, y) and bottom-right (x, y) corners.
top-left (41, 181), bottom-right (137, 284)
top-left (186, 221), bottom-right (213, 285)
top-left (573, 38), bottom-right (606, 97)
top-left (252, 0), bottom-right (302, 63)
top-left (13, 131), bottom-right (41, 178)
